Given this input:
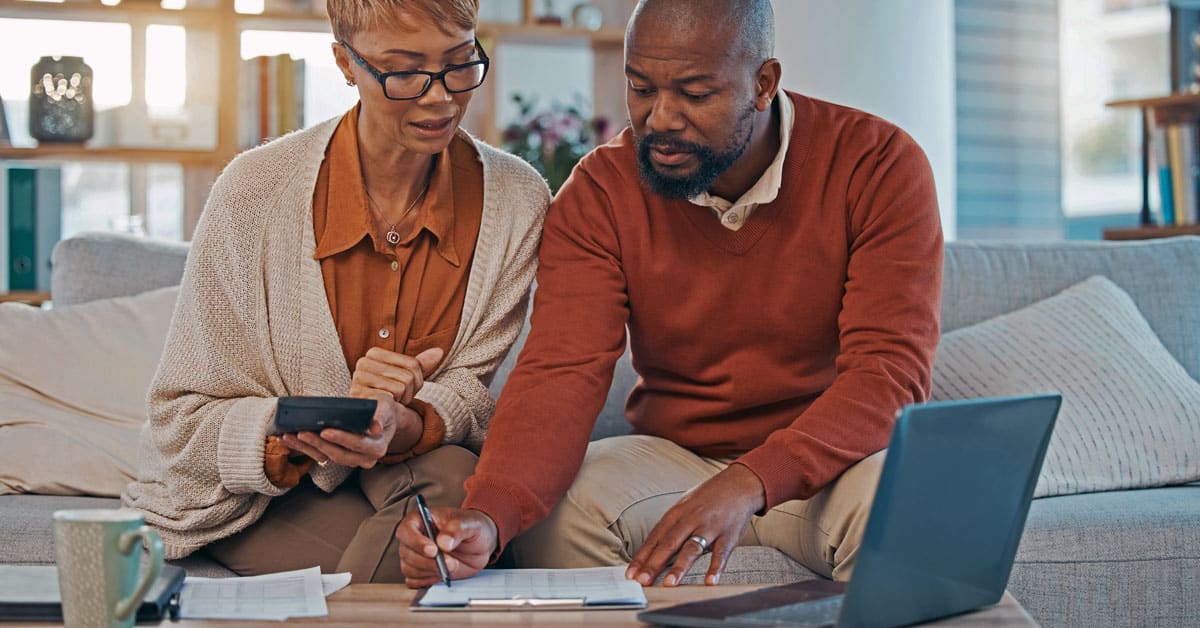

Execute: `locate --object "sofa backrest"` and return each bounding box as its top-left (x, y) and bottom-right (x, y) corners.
top-left (943, 238), bottom-right (1200, 381)
top-left (51, 233), bottom-right (1200, 441)
top-left (50, 231), bottom-right (190, 308)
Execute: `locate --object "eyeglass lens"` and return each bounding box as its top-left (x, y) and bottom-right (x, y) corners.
top-left (385, 64), bottom-right (486, 99)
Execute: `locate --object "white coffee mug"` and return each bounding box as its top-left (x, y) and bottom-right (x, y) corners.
top-left (52, 509), bottom-right (163, 628)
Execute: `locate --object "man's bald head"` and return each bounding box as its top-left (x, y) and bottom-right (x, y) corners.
top-left (628, 0), bottom-right (775, 65)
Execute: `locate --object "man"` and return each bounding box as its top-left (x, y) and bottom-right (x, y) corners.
top-left (398, 0), bottom-right (942, 588)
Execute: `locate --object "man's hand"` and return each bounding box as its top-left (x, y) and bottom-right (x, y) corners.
top-left (625, 463), bottom-right (766, 587)
top-left (397, 507), bottom-right (498, 588)
top-left (279, 347), bottom-right (443, 467)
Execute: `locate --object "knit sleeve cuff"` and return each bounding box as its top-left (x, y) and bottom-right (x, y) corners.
top-left (380, 399), bottom-right (446, 464)
top-left (217, 397), bottom-right (289, 496)
top-left (416, 380), bottom-right (475, 445)
top-left (733, 442), bottom-right (813, 510)
top-left (461, 479), bottom-right (526, 555)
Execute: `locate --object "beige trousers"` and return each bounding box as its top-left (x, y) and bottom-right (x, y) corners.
top-left (510, 435), bottom-right (885, 582)
top-left (205, 445), bottom-right (476, 583)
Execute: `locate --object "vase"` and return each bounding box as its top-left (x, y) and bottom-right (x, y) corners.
top-left (29, 55), bottom-right (94, 143)
top-left (571, 2), bottom-right (603, 31)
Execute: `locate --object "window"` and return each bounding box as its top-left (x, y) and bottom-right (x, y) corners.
top-left (1059, 0), bottom-right (1168, 236)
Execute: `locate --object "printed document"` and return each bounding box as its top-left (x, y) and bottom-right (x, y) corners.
top-left (415, 566), bottom-right (647, 609)
top-left (180, 566), bottom-right (348, 620)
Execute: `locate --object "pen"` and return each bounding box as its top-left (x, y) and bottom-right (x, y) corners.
top-left (414, 493), bottom-right (452, 588)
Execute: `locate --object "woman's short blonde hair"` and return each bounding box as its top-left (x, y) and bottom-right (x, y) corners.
top-left (327, 0), bottom-right (479, 42)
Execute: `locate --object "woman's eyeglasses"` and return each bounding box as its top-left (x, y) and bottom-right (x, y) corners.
top-left (339, 39), bottom-right (490, 101)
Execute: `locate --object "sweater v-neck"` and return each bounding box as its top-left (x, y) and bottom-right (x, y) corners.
top-left (676, 195), bottom-right (783, 255)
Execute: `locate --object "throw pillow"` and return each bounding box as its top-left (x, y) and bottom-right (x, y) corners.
top-left (932, 275), bottom-right (1200, 498)
top-left (0, 286), bottom-right (178, 496)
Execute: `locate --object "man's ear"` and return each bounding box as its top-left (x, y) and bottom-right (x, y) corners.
top-left (754, 58), bottom-right (782, 112)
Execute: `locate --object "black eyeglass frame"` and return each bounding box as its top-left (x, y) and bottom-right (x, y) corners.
top-left (339, 38), bottom-right (491, 101)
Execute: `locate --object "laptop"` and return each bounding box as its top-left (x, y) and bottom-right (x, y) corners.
top-left (638, 393), bottom-right (1062, 628)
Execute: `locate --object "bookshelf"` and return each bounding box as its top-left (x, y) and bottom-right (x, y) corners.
top-left (0, 0), bottom-right (634, 240)
top-left (1105, 92), bottom-right (1200, 240)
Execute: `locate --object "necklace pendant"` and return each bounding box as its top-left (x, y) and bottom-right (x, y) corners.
top-left (385, 228), bottom-right (401, 245)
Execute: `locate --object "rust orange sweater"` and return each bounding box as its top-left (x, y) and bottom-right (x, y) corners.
top-left (463, 92), bottom-right (943, 550)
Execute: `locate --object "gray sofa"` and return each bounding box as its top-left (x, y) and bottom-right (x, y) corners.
top-left (2, 231), bottom-right (1198, 627)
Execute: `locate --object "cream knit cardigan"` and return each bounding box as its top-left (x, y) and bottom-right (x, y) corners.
top-left (122, 118), bottom-right (549, 559)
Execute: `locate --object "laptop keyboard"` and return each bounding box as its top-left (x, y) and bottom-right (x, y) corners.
top-left (735, 594), bottom-right (845, 626)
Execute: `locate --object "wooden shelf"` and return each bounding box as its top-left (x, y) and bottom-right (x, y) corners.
top-left (0, 145), bottom-right (220, 167)
top-left (1102, 224), bottom-right (1200, 240)
top-left (1107, 92), bottom-right (1200, 109)
top-left (480, 23), bottom-right (626, 47)
top-left (0, 0), bottom-right (636, 238)
top-left (0, 291), bottom-right (51, 305)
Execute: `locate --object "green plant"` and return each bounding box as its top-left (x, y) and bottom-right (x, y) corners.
top-left (501, 93), bottom-right (610, 193)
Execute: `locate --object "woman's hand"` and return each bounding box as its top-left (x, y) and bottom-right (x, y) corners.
top-left (351, 347), bottom-right (443, 405)
top-left (280, 347), bottom-right (443, 468)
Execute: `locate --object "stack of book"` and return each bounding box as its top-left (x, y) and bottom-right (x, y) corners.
top-left (1150, 108), bottom-right (1200, 226)
top-left (238, 54), bottom-right (306, 149)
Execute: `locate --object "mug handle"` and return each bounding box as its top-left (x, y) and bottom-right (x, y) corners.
top-left (114, 525), bottom-right (164, 621)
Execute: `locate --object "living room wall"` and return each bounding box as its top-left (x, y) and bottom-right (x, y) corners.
top-left (772, 0), bottom-right (958, 240)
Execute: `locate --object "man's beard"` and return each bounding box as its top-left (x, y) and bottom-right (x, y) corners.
top-left (635, 108), bottom-right (755, 200)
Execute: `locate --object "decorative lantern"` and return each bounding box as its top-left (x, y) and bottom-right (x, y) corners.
top-left (29, 55), bottom-right (94, 143)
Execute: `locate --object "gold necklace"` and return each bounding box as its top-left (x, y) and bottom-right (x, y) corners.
top-left (365, 184), bottom-right (427, 246)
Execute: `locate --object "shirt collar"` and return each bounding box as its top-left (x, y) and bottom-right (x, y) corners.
top-left (313, 104), bottom-right (462, 266)
top-left (688, 93), bottom-right (795, 213)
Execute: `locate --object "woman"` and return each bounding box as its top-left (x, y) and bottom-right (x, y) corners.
top-left (121, 0), bottom-right (549, 582)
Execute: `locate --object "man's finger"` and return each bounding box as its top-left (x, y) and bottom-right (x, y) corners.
top-left (704, 536), bottom-right (735, 586)
top-left (634, 529), bottom-right (690, 586)
top-left (661, 537), bottom-right (706, 587)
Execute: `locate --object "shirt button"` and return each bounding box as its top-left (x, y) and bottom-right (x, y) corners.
top-left (378, 328), bottom-right (390, 339)
top-left (390, 261), bottom-right (399, 271)
top-left (725, 212), bottom-right (740, 224)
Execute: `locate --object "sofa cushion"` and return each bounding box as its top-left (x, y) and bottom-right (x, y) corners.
top-left (932, 276), bottom-right (1200, 497)
top-left (0, 495), bottom-right (236, 577)
top-left (943, 238), bottom-right (1200, 381)
top-left (1011, 484), bottom-right (1200, 628)
top-left (0, 286), bottom-right (178, 496)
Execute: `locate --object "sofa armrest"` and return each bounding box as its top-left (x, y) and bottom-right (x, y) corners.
top-left (50, 232), bottom-right (190, 307)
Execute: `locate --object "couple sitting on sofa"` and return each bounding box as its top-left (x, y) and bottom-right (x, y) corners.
top-left (122, 0), bottom-right (943, 587)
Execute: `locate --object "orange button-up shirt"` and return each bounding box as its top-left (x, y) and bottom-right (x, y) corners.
top-left (265, 106), bottom-right (484, 487)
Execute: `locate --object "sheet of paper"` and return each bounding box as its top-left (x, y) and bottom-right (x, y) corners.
top-left (321, 572), bottom-right (352, 596)
top-left (179, 566), bottom-right (328, 620)
top-left (417, 566), bottom-right (646, 607)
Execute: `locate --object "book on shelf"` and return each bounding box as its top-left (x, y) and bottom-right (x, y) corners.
top-left (5, 167), bottom-right (61, 293)
top-left (1148, 108), bottom-right (1200, 226)
top-left (239, 54), bottom-right (306, 149)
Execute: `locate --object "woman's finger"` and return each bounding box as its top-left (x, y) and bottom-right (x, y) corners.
top-left (279, 433), bottom-right (327, 464)
top-left (351, 369), bottom-right (416, 404)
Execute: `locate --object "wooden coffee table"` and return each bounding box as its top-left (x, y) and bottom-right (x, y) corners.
top-left (142, 584), bottom-right (1038, 626)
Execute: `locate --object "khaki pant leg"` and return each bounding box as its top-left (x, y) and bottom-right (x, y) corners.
top-left (510, 435), bottom-right (724, 568)
top-left (204, 476), bottom-right (375, 576)
top-left (336, 445), bottom-right (477, 583)
top-left (749, 449), bottom-right (887, 582)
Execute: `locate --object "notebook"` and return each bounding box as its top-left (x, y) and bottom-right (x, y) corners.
top-left (0, 563), bottom-right (185, 622)
top-left (638, 394), bottom-right (1062, 628)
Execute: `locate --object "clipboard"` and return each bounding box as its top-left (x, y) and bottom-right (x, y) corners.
top-left (409, 566), bottom-right (647, 612)
top-left (0, 564), bottom-right (185, 622)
